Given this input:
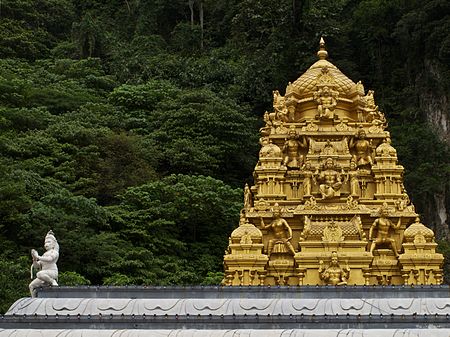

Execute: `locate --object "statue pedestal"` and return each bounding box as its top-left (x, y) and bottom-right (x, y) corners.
top-left (370, 249), bottom-right (402, 285)
top-left (266, 252), bottom-right (295, 285)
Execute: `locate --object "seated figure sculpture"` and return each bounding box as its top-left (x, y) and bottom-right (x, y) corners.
top-left (29, 230), bottom-right (59, 297)
top-left (316, 157), bottom-right (343, 199)
top-left (260, 204), bottom-right (296, 256)
top-left (319, 251), bottom-right (350, 285)
top-left (369, 204), bottom-right (401, 257)
top-left (314, 86), bottom-right (337, 119)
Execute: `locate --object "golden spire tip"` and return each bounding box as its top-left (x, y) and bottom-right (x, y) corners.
top-left (317, 37), bottom-right (328, 60)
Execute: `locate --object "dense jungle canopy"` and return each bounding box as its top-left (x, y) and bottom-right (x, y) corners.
top-left (1, 0), bottom-right (450, 312)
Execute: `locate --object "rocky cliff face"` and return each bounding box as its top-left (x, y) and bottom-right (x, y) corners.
top-left (421, 60), bottom-right (450, 144)
top-left (432, 192), bottom-right (449, 239)
top-left (418, 60), bottom-right (450, 240)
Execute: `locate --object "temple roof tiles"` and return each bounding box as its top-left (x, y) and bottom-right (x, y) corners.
top-left (289, 41), bottom-right (356, 97)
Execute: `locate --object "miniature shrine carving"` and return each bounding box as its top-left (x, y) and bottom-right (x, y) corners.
top-left (376, 137), bottom-right (396, 157)
top-left (223, 38), bottom-right (443, 286)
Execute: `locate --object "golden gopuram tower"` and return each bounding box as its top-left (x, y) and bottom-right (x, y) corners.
top-left (223, 38), bottom-right (444, 287)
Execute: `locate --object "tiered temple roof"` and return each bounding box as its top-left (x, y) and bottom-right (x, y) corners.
top-left (223, 38), bottom-right (444, 286)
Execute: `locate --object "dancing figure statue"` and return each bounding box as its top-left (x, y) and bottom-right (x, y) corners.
top-left (369, 204), bottom-right (401, 257)
top-left (260, 205), bottom-right (296, 256)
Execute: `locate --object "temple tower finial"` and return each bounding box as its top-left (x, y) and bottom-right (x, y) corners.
top-left (317, 37), bottom-right (328, 60)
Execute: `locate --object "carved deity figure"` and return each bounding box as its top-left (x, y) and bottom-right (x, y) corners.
top-left (349, 128), bottom-right (373, 168)
top-left (364, 90), bottom-right (387, 127)
top-left (286, 103), bottom-right (296, 122)
top-left (273, 90), bottom-right (289, 123)
top-left (369, 204), bottom-right (401, 257)
top-left (260, 111), bottom-right (272, 136)
top-left (314, 86), bottom-right (337, 119)
top-left (316, 157), bottom-right (343, 199)
top-left (273, 90), bottom-right (282, 106)
top-left (260, 205), bottom-right (296, 256)
top-left (322, 221), bottom-right (343, 242)
top-left (368, 118), bottom-right (384, 133)
top-left (347, 160), bottom-right (361, 197)
top-left (375, 137), bottom-right (397, 157)
top-left (299, 215), bottom-right (311, 241)
top-left (301, 161), bottom-right (314, 197)
top-left (244, 183), bottom-right (253, 210)
top-left (29, 230), bottom-right (59, 297)
top-left (395, 192), bottom-right (410, 211)
top-left (263, 111), bottom-right (272, 127)
top-left (319, 251), bottom-right (350, 285)
top-left (240, 230), bottom-right (253, 245)
top-left (365, 90), bottom-right (377, 110)
top-left (282, 128), bottom-right (307, 169)
top-left (321, 140), bottom-right (336, 156)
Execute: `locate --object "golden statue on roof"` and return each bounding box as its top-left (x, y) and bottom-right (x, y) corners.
top-left (223, 38), bottom-right (443, 286)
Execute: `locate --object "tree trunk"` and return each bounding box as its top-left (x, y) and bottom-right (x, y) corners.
top-left (124, 0), bottom-right (131, 14)
top-left (188, 0), bottom-right (195, 27)
top-left (199, 0), bottom-right (204, 49)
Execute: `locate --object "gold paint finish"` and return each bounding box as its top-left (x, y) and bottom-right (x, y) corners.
top-left (223, 38), bottom-right (444, 286)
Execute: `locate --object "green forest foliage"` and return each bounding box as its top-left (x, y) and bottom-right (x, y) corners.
top-left (0, 0), bottom-right (449, 312)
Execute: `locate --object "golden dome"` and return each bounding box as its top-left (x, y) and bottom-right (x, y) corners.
top-left (259, 139), bottom-right (282, 158)
top-left (231, 219), bottom-right (262, 242)
top-left (288, 39), bottom-right (356, 97)
top-left (404, 218), bottom-right (435, 243)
